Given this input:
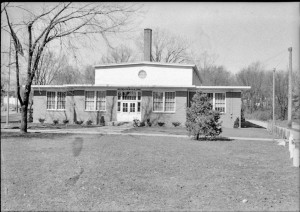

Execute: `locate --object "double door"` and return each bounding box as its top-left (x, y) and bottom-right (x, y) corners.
top-left (117, 101), bottom-right (141, 122)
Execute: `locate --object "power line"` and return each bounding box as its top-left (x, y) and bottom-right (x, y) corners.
top-left (261, 49), bottom-right (286, 65)
top-left (274, 54), bottom-right (287, 69)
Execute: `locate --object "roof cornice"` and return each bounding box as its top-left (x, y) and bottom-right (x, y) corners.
top-left (94, 61), bottom-right (197, 69)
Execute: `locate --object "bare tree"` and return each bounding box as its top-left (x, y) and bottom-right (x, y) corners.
top-left (53, 65), bottom-right (83, 85)
top-left (274, 70), bottom-right (288, 120)
top-left (82, 65), bottom-right (95, 84)
top-left (3, 2), bottom-right (142, 133)
top-left (236, 62), bottom-right (265, 113)
top-left (199, 65), bottom-right (236, 86)
top-left (292, 70), bottom-right (300, 119)
top-left (101, 44), bottom-right (135, 64)
top-left (34, 50), bottom-right (68, 85)
top-left (136, 27), bottom-right (192, 63)
top-left (191, 50), bottom-right (218, 72)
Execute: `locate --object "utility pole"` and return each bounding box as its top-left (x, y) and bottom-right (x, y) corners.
top-left (6, 38), bottom-right (11, 126)
top-left (273, 68), bottom-right (276, 136)
top-left (287, 47), bottom-right (292, 128)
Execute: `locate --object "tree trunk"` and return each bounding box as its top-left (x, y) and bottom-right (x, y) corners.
top-left (20, 105), bottom-right (28, 133)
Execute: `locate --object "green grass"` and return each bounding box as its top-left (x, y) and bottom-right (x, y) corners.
top-left (1, 132), bottom-right (298, 211)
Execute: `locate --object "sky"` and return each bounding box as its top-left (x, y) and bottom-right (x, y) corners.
top-left (1, 2), bottom-right (299, 75)
top-left (135, 2), bottom-right (299, 73)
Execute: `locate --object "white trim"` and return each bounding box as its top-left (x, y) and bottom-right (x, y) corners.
top-left (32, 84), bottom-right (197, 89)
top-left (32, 84), bottom-right (251, 91)
top-left (97, 91), bottom-right (106, 111)
top-left (94, 61), bottom-right (197, 69)
top-left (46, 91), bottom-right (66, 111)
top-left (214, 92), bottom-right (226, 114)
top-left (84, 90), bottom-right (106, 112)
top-left (152, 91), bottom-right (176, 113)
top-left (196, 86), bottom-right (251, 90)
top-left (190, 92), bottom-right (226, 114)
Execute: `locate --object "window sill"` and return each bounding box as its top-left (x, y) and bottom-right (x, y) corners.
top-left (153, 111), bottom-right (176, 114)
top-left (85, 110), bottom-right (106, 112)
top-left (117, 111), bottom-right (141, 114)
top-left (47, 109), bottom-right (66, 111)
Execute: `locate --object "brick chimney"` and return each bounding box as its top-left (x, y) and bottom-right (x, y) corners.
top-left (144, 28), bottom-right (152, 62)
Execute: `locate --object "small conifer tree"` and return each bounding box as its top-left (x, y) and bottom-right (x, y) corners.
top-left (186, 91), bottom-right (222, 140)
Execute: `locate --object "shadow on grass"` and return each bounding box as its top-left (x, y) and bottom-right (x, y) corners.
top-left (65, 167), bottom-right (84, 187)
top-left (241, 121), bottom-right (265, 129)
top-left (1, 132), bottom-right (71, 139)
top-left (193, 136), bottom-right (233, 142)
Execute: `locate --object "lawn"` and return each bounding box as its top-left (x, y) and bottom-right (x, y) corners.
top-left (1, 132), bottom-right (299, 211)
top-left (124, 126), bottom-right (274, 139)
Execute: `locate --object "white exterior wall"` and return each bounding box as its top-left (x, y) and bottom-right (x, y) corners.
top-left (95, 65), bottom-right (193, 86)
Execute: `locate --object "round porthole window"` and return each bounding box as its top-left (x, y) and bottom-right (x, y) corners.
top-left (138, 70), bottom-right (147, 79)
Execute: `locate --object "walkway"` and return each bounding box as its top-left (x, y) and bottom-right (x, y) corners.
top-left (1, 127), bottom-right (280, 141)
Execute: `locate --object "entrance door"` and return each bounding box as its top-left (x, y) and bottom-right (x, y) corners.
top-left (117, 90), bottom-right (141, 122)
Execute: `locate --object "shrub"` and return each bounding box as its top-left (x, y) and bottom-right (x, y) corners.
top-left (158, 122), bottom-right (165, 127)
top-left (186, 91), bottom-right (222, 140)
top-left (146, 118), bottom-right (152, 127)
top-left (233, 117), bottom-right (239, 128)
top-left (63, 119), bottom-right (69, 124)
top-left (172, 122), bottom-right (181, 127)
top-left (86, 120), bottom-right (93, 125)
top-left (38, 118), bottom-right (45, 124)
top-left (133, 119), bottom-right (140, 127)
top-left (100, 116), bottom-right (105, 126)
top-left (241, 105), bottom-right (246, 123)
top-left (75, 120), bottom-right (84, 125)
top-left (53, 119), bottom-right (59, 125)
top-left (140, 121), bottom-right (145, 127)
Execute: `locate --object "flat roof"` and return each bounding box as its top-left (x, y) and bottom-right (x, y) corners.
top-left (32, 84), bottom-right (251, 90)
top-left (196, 86), bottom-right (251, 90)
top-left (94, 61), bottom-right (196, 69)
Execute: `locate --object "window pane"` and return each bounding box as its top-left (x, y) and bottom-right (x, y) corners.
top-left (137, 91), bottom-right (141, 100)
top-left (117, 102), bottom-right (121, 112)
top-left (122, 91), bottom-right (136, 100)
top-left (96, 91), bottom-right (106, 111)
top-left (153, 92), bottom-right (163, 111)
top-left (215, 93), bottom-right (225, 113)
top-left (206, 93), bottom-right (213, 104)
top-left (130, 103), bottom-right (135, 112)
top-left (57, 92), bottom-right (66, 110)
top-left (165, 92), bottom-right (175, 112)
top-left (123, 103), bottom-right (128, 112)
top-left (47, 92), bottom-right (56, 109)
top-left (118, 91), bottom-right (121, 100)
top-left (137, 102), bottom-right (141, 112)
top-left (85, 91), bottom-right (94, 110)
